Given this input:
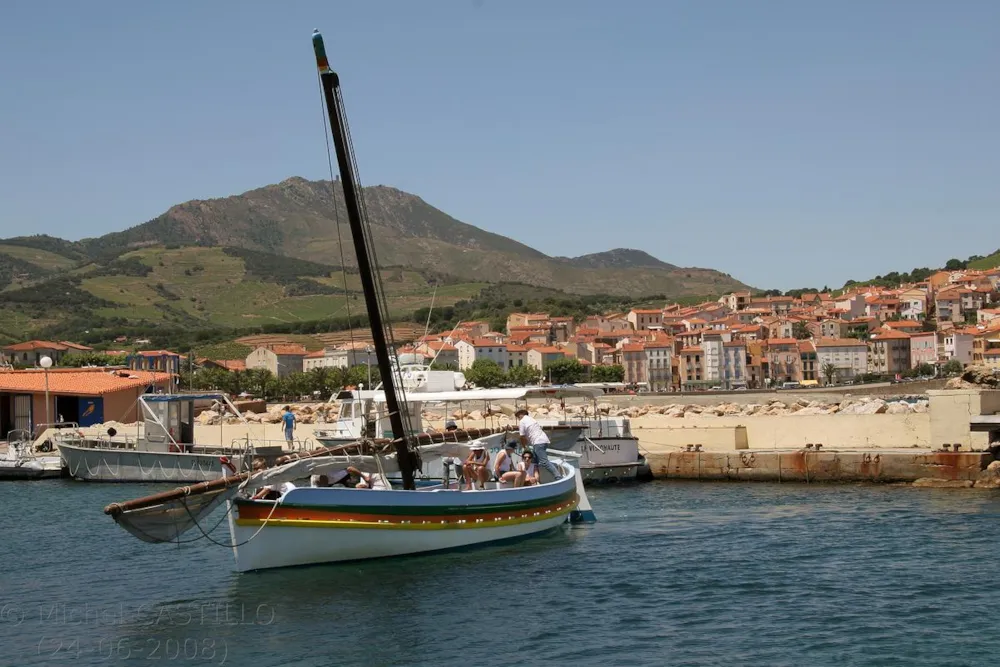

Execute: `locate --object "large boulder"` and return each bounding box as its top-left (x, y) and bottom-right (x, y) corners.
top-left (885, 402), bottom-right (914, 415)
top-left (197, 410), bottom-right (220, 426)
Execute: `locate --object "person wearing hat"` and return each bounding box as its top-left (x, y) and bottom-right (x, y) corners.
top-left (444, 420), bottom-right (458, 434)
top-left (462, 440), bottom-right (491, 490)
top-left (493, 441), bottom-right (519, 485)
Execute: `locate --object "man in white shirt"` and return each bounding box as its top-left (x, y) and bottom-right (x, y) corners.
top-left (516, 408), bottom-right (560, 480)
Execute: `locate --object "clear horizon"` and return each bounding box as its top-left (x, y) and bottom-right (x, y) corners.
top-left (1, 0), bottom-right (997, 291)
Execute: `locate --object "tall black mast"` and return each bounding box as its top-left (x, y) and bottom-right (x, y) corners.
top-left (312, 30), bottom-right (417, 490)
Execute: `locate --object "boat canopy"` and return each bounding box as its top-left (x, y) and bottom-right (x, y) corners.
top-left (142, 393), bottom-right (230, 403)
top-left (371, 385), bottom-right (603, 404)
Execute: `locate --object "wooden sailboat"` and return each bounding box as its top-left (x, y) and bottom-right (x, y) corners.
top-left (103, 30), bottom-right (595, 572)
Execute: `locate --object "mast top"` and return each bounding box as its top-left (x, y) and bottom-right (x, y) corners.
top-left (312, 30), bottom-right (332, 74)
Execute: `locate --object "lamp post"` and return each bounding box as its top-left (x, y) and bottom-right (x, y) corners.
top-left (40, 355), bottom-right (53, 427)
top-left (365, 345), bottom-right (373, 387)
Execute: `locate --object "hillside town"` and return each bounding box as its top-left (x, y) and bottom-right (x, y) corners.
top-left (2, 266), bottom-right (999, 429)
top-left (398, 266), bottom-right (1000, 391)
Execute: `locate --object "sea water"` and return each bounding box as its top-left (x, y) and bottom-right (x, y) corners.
top-left (1, 480), bottom-right (999, 666)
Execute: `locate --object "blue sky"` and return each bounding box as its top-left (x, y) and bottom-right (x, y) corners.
top-left (1, 1), bottom-right (997, 290)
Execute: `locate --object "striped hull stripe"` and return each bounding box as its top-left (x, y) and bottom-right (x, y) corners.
top-left (235, 488), bottom-right (577, 518)
top-left (235, 494), bottom-right (578, 530)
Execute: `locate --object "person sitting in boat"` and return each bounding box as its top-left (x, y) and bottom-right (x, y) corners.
top-left (346, 466), bottom-right (389, 490)
top-left (516, 451), bottom-right (540, 487)
top-left (310, 469), bottom-right (351, 487)
top-left (463, 441), bottom-right (490, 490)
top-left (494, 441), bottom-right (519, 485)
top-left (443, 420), bottom-right (459, 437)
top-left (251, 481), bottom-right (297, 501)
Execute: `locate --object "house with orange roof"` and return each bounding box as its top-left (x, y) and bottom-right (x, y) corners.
top-left (303, 349), bottom-right (333, 371)
top-left (898, 287), bottom-right (929, 321)
top-left (414, 341), bottom-right (459, 368)
top-left (505, 344), bottom-right (528, 370)
top-left (199, 358), bottom-right (247, 373)
top-left (868, 330), bottom-right (911, 375)
top-left (458, 321), bottom-right (490, 338)
top-left (2, 341), bottom-right (73, 367)
top-left (819, 318), bottom-right (849, 339)
top-left (245, 344), bottom-right (308, 378)
top-left (881, 320), bottom-right (924, 335)
top-left (977, 308), bottom-right (1000, 326)
top-left (721, 291), bottom-right (753, 312)
top-left (935, 287), bottom-right (964, 324)
top-left (627, 309), bottom-right (663, 332)
top-left (0, 367), bottom-right (172, 433)
top-left (505, 313), bottom-right (550, 333)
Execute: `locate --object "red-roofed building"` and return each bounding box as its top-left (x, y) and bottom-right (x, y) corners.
top-left (621, 343), bottom-right (646, 386)
top-left (627, 309), bottom-right (663, 332)
top-left (199, 359), bottom-right (247, 373)
top-left (0, 367), bottom-right (172, 433)
top-left (814, 338), bottom-right (868, 383)
top-left (765, 338), bottom-right (801, 385)
top-left (2, 341), bottom-right (72, 366)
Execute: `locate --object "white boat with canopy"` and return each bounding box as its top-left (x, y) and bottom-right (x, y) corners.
top-left (55, 393), bottom-right (261, 482)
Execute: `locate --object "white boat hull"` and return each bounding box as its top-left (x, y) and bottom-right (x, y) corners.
top-left (58, 442), bottom-right (236, 483)
top-left (228, 463), bottom-right (582, 572)
top-left (0, 456), bottom-right (63, 480)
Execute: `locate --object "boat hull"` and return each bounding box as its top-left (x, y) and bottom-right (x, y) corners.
top-left (58, 442), bottom-right (236, 483)
top-left (229, 465), bottom-right (579, 572)
top-left (0, 457), bottom-right (63, 480)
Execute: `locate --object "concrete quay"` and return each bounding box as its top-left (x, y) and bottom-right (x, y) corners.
top-left (643, 448), bottom-right (992, 484)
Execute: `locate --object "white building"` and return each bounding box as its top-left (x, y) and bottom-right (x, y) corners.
top-left (941, 330), bottom-right (974, 366)
top-left (455, 339), bottom-right (508, 370)
top-left (814, 338), bottom-right (868, 383)
top-left (701, 333), bottom-right (725, 386)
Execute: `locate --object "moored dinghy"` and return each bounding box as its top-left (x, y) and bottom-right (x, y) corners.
top-left (102, 30), bottom-right (595, 572)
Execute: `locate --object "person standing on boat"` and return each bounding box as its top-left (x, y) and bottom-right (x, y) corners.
top-left (281, 406), bottom-right (296, 447)
top-left (515, 408), bottom-right (560, 480)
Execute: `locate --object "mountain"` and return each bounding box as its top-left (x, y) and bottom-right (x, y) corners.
top-left (558, 248), bottom-right (677, 271)
top-left (62, 177), bottom-right (746, 296)
top-left (0, 178), bottom-right (751, 339)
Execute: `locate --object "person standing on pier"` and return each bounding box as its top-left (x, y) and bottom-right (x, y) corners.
top-left (515, 408), bottom-right (560, 480)
top-left (282, 406), bottom-right (296, 448)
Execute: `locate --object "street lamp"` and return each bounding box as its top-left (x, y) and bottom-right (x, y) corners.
top-left (365, 345), bottom-right (373, 387)
top-left (40, 355), bottom-right (53, 427)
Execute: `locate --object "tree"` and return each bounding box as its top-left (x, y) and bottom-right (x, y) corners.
top-left (942, 359), bottom-right (964, 376)
top-left (913, 362), bottom-right (935, 377)
top-left (591, 364), bottom-right (625, 382)
top-left (60, 351), bottom-right (128, 367)
top-left (944, 258), bottom-right (967, 271)
top-left (282, 372), bottom-right (313, 400)
top-left (791, 321), bottom-right (811, 340)
top-left (506, 364), bottom-right (541, 386)
top-left (545, 358), bottom-right (586, 385)
top-left (822, 362), bottom-right (837, 386)
top-left (465, 358), bottom-right (506, 388)
top-left (346, 363), bottom-right (379, 388)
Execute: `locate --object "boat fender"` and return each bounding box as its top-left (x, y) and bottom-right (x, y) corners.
top-left (219, 456), bottom-right (237, 475)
